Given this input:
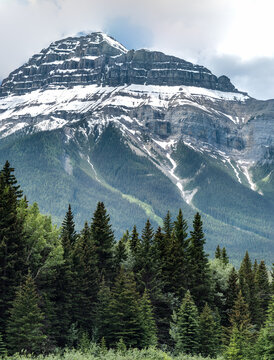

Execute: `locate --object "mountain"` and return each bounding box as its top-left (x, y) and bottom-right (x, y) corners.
top-left (0, 32), bottom-right (273, 262)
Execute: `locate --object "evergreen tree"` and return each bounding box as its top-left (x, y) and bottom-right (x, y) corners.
top-left (52, 206), bottom-right (77, 346)
top-left (170, 290), bottom-right (200, 355)
top-left (239, 251), bottom-right (259, 325)
top-left (163, 210), bottom-right (173, 241)
top-left (0, 164), bottom-right (26, 334)
top-left (129, 225), bottom-right (140, 254)
top-left (222, 247), bottom-right (229, 265)
top-left (73, 221), bottom-right (99, 334)
top-left (226, 291), bottom-right (253, 360)
top-left (139, 289), bottom-right (157, 347)
top-left (224, 267), bottom-right (239, 326)
top-left (149, 227), bottom-right (173, 345)
top-left (6, 273), bottom-right (47, 354)
top-left (230, 290), bottom-right (252, 332)
top-left (169, 209), bottom-right (189, 298)
top-left (114, 232), bottom-right (128, 273)
top-left (255, 260), bottom-right (271, 327)
top-left (61, 204), bottom-right (77, 257)
top-left (94, 278), bottom-right (113, 344)
top-left (215, 245), bottom-right (221, 259)
top-left (255, 295), bottom-right (274, 360)
top-left (91, 202), bottom-right (115, 282)
top-left (0, 160), bottom-right (23, 199)
top-left (107, 269), bottom-right (143, 348)
top-left (0, 333), bottom-right (7, 358)
top-left (187, 213), bottom-right (211, 308)
top-left (199, 303), bottom-right (220, 358)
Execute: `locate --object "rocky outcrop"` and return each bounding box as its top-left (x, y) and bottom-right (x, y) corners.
top-left (0, 32), bottom-right (237, 96)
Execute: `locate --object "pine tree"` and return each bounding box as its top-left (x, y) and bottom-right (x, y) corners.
top-left (255, 260), bottom-right (271, 327)
top-left (170, 290), bottom-right (200, 355)
top-left (139, 289), bottom-right (157, 347)
top-left (91, 202), bottom-right (115, 282)
top-left (6, 273), bottom-right (47, 354)
top-left (255, 295), bottom-right (274, 360)
top-left (215, 245), bottom-right (222, 259)
top-left (187, 212), bottom-right (211, 308)
top-left (199, 303), bottom-right (220, 357)
top-left (0, 164), bottom-right (27, 334)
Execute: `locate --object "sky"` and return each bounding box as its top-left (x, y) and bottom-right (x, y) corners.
top-left (1, 0), bottom-right (274, 99)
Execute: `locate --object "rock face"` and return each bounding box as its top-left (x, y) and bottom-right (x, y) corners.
top-left (0, 32), bottom-right (237, 96)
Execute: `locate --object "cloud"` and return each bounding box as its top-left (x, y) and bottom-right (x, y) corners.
top-left (1, 0), bottom-right (274, 99)
top-left (204, 55), bottom-right (274, 100)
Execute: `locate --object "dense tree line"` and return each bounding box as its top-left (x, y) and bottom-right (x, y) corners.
top-left (0, 161), bottom-right (273, 359)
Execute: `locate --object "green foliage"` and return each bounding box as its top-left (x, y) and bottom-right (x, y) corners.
top-left (0, 162), bottom-right (27, 333)
top-left (255, 296), bottom-right (274, 360)
top-left (187, 213), bottom-right (211, 308)
top-left (199, 303), bottom-right (221, 358)
top-left (170, 290), bottom-right (200, 355)
top-left (91, 202), bottom-right (115, 282)
top-left (6, 273), bottom-right (47, 354)
top-left (139, 290), bottom-right (158, 348)
top-left (0, 332), bottom-right (7, 358)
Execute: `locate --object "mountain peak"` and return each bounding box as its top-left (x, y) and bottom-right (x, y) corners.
top-left (0, 32), bottom-right (238, 97)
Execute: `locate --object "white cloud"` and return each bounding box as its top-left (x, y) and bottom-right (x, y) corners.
top-left (1, 0), bottom-right (274, 99)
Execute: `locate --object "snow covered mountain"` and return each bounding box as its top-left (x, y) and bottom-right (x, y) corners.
top-left (0, 32), bottom-right (273, 262)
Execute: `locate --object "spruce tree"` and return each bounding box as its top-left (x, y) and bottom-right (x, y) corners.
top-left (73, 221), bottom-right (99, 334)
top-left (114, 232), bottom-right (128, 273)
top-left (224, 267), bottom-right (239, 326)
top-left (91, 202), bottom-right (115, 282)
top-left (255, 260), bottom-right (271, 327)
top-left (94, 278), bottom-right (113, 345)
top-left (107, 269), bottom-right (143, 348)
top-left (139, 290), bottom-right (157, 347)
top-left (0, 160), bottom-right (23, 199)
top-left (0, 332), bottom-right (7, 358)
top-left (0, 165), bottom-right (26, 334)
top-left (199, 303), bottom-right (220, 358)
top-left (215, 245), bottom-right (221, 259)
top-left (6, 273), bottom-right (47, 354)
top-left (169, 209), bottom-right (189, 298)
top-left (163, 210), bottom-right (173, 240)
top-left (239, 251), bottom-right (259, 325)
top-left (226, 291), bottom-right (253, 360)
top-left (187, 212), bottom-right (211, 308)
top-left (222, 247), bottom-right (229, 265)
top-left (255, 295), bottom-right (274, 360)
top-left (61, 204), bottom-right (77, 257)
top-left (130, 225), bottom-right (140, 254)
top-left (170, 290), bottom-right (200, 355)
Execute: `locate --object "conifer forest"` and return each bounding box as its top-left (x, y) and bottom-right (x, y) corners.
top-left (0, 161), bottom-right (273, 360)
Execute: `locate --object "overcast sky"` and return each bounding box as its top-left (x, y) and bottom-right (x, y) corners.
top-left (1, 0), bottom-right (274, 99)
